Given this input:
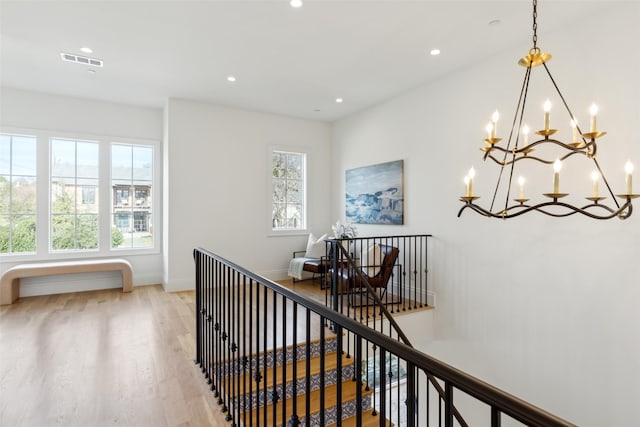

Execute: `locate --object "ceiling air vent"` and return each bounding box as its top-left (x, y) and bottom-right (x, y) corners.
top-left (60, 52), bottom-right (103, 67)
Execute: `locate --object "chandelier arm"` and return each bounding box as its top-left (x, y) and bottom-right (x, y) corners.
top-left (504, 65), bottom-right (535, 214)
top-left (485, 150), bottom-right (586, 167)
top-left (542, 62), bottom-right (588, 145)
top-left (486, 137), bottom-right (593, 158)
top-left (592, 157), bottom-right (622, 209)
top-left (458, 198), bottom-right (632, 219)
top-left (489, 65), bottom-right (533, 212)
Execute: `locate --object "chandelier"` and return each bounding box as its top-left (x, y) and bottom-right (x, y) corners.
top-left (458, 0), bottom-right (636, 220)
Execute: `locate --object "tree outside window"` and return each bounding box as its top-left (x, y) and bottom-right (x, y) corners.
top-left (272, 150), bottom-right (306, 231)
top-left (0, 134), bottom-right (37, 254)
top-left (50, 138), bottom-right (100, 251)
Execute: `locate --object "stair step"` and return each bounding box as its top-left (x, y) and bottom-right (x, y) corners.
top-left (337, 409), bottom-right (393, 427)
top-left (232, 352), bottom-right (355, 410)
top-left (241, 380), bottom-right (372, 427)
top-left (216, 333), bottom-right (340, 378)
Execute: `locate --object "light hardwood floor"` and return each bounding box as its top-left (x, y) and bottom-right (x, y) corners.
top-left (0, 285), bottom-right (229, 427)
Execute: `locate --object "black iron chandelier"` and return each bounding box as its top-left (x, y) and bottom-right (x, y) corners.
top-left (458, 0), bottom-right (637, 220)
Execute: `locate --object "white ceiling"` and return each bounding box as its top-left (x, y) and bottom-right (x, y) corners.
top-left (0, 1), bottom-right (615, 122)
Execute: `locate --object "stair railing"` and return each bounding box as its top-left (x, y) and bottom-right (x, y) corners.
top-left (327, 239), bottom-right (472, 426)
top-left (194, 246), bottom-right (575, 427)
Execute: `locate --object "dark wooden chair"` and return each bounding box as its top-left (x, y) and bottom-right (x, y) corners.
top-left (332, 244), bottom-right (400, 301)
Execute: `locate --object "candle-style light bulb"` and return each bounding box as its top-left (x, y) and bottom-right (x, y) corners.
top-left (518, 176), bottom-right (526, 199)
top-left (464, 175), bottom-right (470, 197)
top-left (491, 110), bottom-right (499, 139)
top-left (543, 99), bottom-right (552, 131)
top-left (522, 124), bottom-right (530, 147)
top-left (553, 159), bottom-right (562, 193)
top-left (571, 119), bottom-right (579, 143)
top-left (590, 103), bottom-right (598, 133)
top-left (486, 122), bottom-right (493, 140)
top-left (625, 161), bottom-right (634, 194)
top-left (468, 167), bottom-right (476, 196)
top-left (591, 170), bottom-right (600, 198)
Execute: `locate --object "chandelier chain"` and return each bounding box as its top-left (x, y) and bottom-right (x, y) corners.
top-left (532, 0), bottom-right (538, 49)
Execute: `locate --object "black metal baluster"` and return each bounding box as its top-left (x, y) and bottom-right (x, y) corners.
top-left (289, 301), bottom-right (299, 426)
top-left (281, 294), bottom-right (287, 427)
top-left (379, 348), bottom-right (386, 427)
top-left (335, 324), bottom-right (343, 426)
top-left (491, 407), bottom-right (502, 427)
top-left (355, 337), bottom-right (363, 427)
top-left (319, 318), bottom-right (325, 426)
top-left (248, 277), bottom-right (254, 427)
top-left (407, 362), bottom-right (416, 426)
top-left (445, 382), bottom-right (453, 427)
top-left (194, 251), bottom-right (201, 367)
top-left (222, 265), bottom-right (230, 419)
top-left (304, 309), bottom-right (311, 427)
top-left (263, 286), bottom-right (268, 425)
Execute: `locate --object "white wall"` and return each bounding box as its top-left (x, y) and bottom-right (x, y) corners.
top-left (163, 99), bottom-right (332, 291)
top-left (332, 4), bottom-right (640, 426)
top-left (0, 87), bottom-right (164, 290)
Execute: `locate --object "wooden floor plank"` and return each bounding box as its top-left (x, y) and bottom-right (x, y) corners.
top-left (0, 285), bottom-right (229, 427)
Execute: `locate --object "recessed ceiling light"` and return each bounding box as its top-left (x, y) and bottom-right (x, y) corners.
top-left (336, 98), bottom-right (343, 103)
top-left (87, 69), bottom-right (96, 74)
top-left (290, 0), bottom-right (303, 8)
top-left (80, 47), bottom-right (93, 54)
top-left (227, 76), bottom-right (236, 82)
top-left (488, 19), bottom-right (501, 27)
top-left (430, 49), bottom-right (441, 56)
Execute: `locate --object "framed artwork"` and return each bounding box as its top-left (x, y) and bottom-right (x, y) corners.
top-left (345, 159), bottom-right (404, 224)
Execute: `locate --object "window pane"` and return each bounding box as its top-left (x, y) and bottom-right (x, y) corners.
top-left (271, 151), bottom-right (305, 230)
top-left (112, 145), bottom-right (132, 180)
top-left (272, 179), bottom-right (286, 203)
top-left (77, 215), bottom-right (99, 249)
top-left (11, 176), bottom-right (36, 213)
top-left (112, 143), bottom-right (154, 249)
top-left (50, 138), bottom-right (100, 251)
top-left (132, 146), bottom-right (153, 180)
top-left (51, 139), bottom-right (76, 177)
top-left (2, 134), bottom-right (38, 253)
top-left (10, 215), bottom-right (36, 252)
top-left (0, 176), bottom-right (9, 214)
top-left (77, 141), bottom-right (99, 178)
top-left (51, 181), bottom-right (74, 214)
top-left (51, 214), bottom-right (75, 250)
top-left (11, 136), bottom-right (37, 176)
top-left (0, 135), bottom-right (9, 175)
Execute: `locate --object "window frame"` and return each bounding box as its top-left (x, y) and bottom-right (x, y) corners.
top-left (0, 132), bottom-right (38, 255)
top-left (0, 126), bottom-right (161, 262)
top-left (268, 147), bottom-right (308, 236)
top-left (110, 142), bottom-right (155, 250)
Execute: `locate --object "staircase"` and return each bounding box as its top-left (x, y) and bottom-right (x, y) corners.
top-left (195, 246), bottom-right (576, 427)
top-left (214, 334), bottom-right (385, 426)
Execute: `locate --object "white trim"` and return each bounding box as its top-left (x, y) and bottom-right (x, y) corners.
top-left (267, 145), bottom-right (310, 236)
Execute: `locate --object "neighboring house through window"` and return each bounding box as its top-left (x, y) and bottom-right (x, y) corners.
top-left (111, 143), bottom-right (153, 249)
top-left (0, 129), bottom-right (159, 258)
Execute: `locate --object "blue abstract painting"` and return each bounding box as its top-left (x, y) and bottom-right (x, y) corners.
top-left (345, 160), bottom-right (404, 224)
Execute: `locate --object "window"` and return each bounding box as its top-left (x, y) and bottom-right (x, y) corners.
top-left (0, 134), bottom-right (37, 254)
top-left (51, 138), bottom-right (99, 251)
top-left (111, 144), bottom-right (153, 249)
top-left (1, 128), bottom-right (159, 258)
top-left (271, 150), bottom-right (306, 230)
